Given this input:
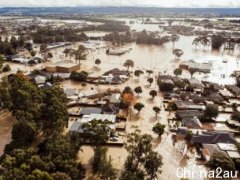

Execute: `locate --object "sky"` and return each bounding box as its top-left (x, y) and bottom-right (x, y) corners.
top-left (0, 0), bottom-right (240, 8)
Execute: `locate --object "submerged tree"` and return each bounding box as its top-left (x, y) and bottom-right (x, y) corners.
top-left (153, 106), bottom-right (161, 117)
top-left (75, 45), bottom-right (87, 64)
top-left (173, 49), bottom-right (184, 59)
top-left (149, 90), bottom-right (157, 100)
top-left (152, 123), bottom-right (165, 137)
top-left (134, 103), bottom-right (145, 114)
top-left (170, 34), bottom-right (180, 49)
top-left (123, 59), bottom-right (134, 71)
top-left (134, 70), bottom-right (144, 80)
top-left (92, 146), bottom-right (116, 180)
top-left (121, 129), bottom-right (163, 180)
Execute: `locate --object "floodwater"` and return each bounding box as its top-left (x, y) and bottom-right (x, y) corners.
top-left (0, 17), bottom-right (240, 179)
top-left (81, 36), bottom-right (239, 85)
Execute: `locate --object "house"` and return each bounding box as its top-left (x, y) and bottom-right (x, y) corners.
top-left (46, 60), bottom-right (80, 73)
top-left (106, 48), bottom-right (129, 56)
top-left (103, 68), bottom-right (130, 77)
top-left (175, 101), bottom-right (204, 110)
top-left (201, 144), bottom-right (223, 161)
top-left (79, 89), bottom-right (99, 99)
top-left (225, 85), bottom-right (240, 97)
top-left (226, 120), bottom-right (240, 129)
top-left (38, 82), bottom-right (52, 89)
top-left (109, 93), bottom-right (121, 104)
top-left (191, 131), bottom-right (237, 145)
top-left (157, 75), bottom-right (173, 85)
top-left (176, 110), bottom-right (202, 119)
top-left (188, 79), bottom-right (203, 92)
top-left (69, 121), bottom-right (83, 133)
top-left (12, 57), bottom-right (31, 64)
top-left (176, 127), bottom-right (189, 138)
top-left (80, 107), bottom-right (102, 116)
top-left (182, 116), bottom-right (203, 129)
top-left (35, 76), bottom-right (46, 85)
top-left (201, 143), bottom-right (240, 161)
top-left (64, 88), bottom-right (77, 97)
top-left (102, 103), bottom-right (119, 114)
top-left (219, 89), bottom-right (233, 98)
top-left (180, 61), bottom-right (212, 73)
top-left (205, 93), bottom-right (224, 104)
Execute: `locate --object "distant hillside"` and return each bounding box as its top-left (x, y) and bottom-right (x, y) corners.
top-left (0, 7), bottom-right (240, 16)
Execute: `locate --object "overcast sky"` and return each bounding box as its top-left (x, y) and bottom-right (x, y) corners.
top-left (0, 0), bottom-right (239, 8)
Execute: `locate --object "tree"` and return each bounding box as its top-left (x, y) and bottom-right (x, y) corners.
top-left (75, 45), bottom-right (86, 64)
top-left (146, 70), bottom-right (153, 77)
top-left (159, 82), bottom-right (174, 92)
top-left (153, 106), bottom-right (161, 117)
top-left (212, 35), bottom-right (225, 50)
top-left (175, 80), bottom-right (186, 90)
top-left (173, 49), bottom-right (184, 59)
top-left (147, 77), bottom-right (154, 86)
top-left (208, 152), bottom-right (235, 171)
top-left (40, 44), bottom-right (47, 52)
top-left (134, 70), bottom-right (144, 80)
top-left (134, 86), bottom-right (142, 96)
top-left (95, 59), bottom-right (101, 67)
top-left (48, 52), bottom-right (53, 59)
top-left (24, 42), bottom-right (33, 52)
top-left (152, 123), bottom-right (165, 137)
top-left (192, 37), bottom-right (201, 50)
top-left (92, 146), bottom-right (116, 180)
top-left (232, 103), bottom-right (238, 112)
top-left (203, 105), bottom-right (219, 121)
top-left (123, 59), bottom-right (134, 71)
top-left (2, 64), bottom-right (11, 72)
top-left (149, 90), bottom-right (157, 99)
top-left (82, 119), bottom-right (112, 145)
top-left (188, 68), bottom-right (198, 79)
top-left (134, 103), bottom-right (144, 114)
top-left (201, 36), bottom-right (210, 49)
top-left (185, 130), bottom-right (193, 143)
top-left (173, 68), bottom-right (182, 76)
top-left (170, 34), bottom-right (180, 49)
top-left (70, 71), bottom-right (88, 82)
top-left (121, 130), bottom-right (163, 180)
top-left (30, 51), bottom-right (36, 57)
top-left (0, 54), bottom-right (4, 69)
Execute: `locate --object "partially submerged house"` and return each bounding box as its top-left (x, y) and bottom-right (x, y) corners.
top-left (182, 116), bottom-right (203, 129)
top-left (191, 131), bottom-right (237, 145)
top-left (180, 61), bottom-right (212, 73)
top-left (225, 85), bottom-right (240, 98)
top-left (176, 110), bottom-right (203, 119)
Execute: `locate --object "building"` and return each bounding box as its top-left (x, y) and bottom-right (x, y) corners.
top-left (180, 61), bottom-right (212, 73)
top-left (175, 101), bottom-right (204, 110)
top-left (176, 110), bottom-right (202, 119)
top-left (225, 85), bottom-right (240, 98)
top-left (46, 60), bottom-right (80, 73)
top-left (191, 131), bottom-right (237, 145)
top-left (182, 116), bottom-right (203, 129)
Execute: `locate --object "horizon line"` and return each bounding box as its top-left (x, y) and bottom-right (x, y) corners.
top-left (1, 6), bottom-right (240, 9)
